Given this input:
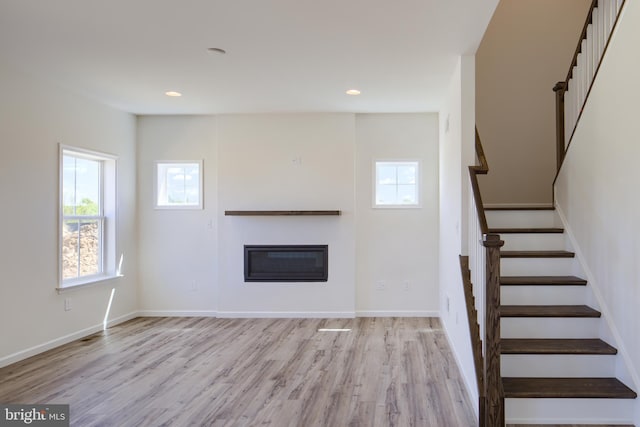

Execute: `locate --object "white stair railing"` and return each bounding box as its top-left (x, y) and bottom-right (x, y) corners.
top-left (468, 180), bottom-right (486, 345)
top-left (556, 0), bottom-right (625, 168)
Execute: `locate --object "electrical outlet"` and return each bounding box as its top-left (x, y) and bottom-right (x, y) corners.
top-left (403, 281), bottom-right (409, 291)
top-left (375, 280), bottom-right (385, 290)
top-left (64, 298), bottom-right (72, 311)
top-left (191, 280), bottom-right (198, 292)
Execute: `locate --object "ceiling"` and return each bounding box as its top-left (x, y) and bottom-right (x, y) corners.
top-left (0, 0), bottom-right (499, 115)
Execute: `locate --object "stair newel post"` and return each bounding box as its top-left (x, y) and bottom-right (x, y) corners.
top-left (553, 81), bottom-right (567, 172)
top-left (483, 233), bottom-right (505, 426)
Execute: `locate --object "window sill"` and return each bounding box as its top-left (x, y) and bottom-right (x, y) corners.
top-left (373, 204), bottom-right (422, 209)
top-left (56, 274), bottom-right (124, 293)
top-left (154, 205), bottom-right (203, 210)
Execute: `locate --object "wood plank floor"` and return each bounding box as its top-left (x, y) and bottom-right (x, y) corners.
top-left (0, 317), bottom-right (477, 427)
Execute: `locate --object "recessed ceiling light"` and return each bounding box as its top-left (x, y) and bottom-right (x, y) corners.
top-left (346, 89), bottom-right (361, 96)
top-left (207, 47), bottom-right (226, 54)
top-left (165, 91), bottom-right (182, 97)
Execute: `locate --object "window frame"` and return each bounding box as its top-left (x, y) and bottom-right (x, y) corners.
top-left (154, 160), bottom-right (204, 210)
top-left (372, 159), bottom-right (421, 209)
top-left (58, 145), bottom-right (119, 289)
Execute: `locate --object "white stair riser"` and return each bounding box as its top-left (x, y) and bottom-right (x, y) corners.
top-left (501, 354), bottom-right (615, 377)
top-left (502, 318), bottom-right (601, 338)
top-left (501, 285), bottom-right (586, 305)
top-left (506, 398), bottom-right (635, 425)
top-left (501, 258), bottom-right (575, 276)
top-left (501, 233), bottom-right (565, 251)
top-left (487, 210), bottom-right (559, 228)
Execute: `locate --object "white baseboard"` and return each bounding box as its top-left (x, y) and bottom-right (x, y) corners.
top-left (137, 310), bottom-right (217, 317)
top-left (216, 311), bottom-right (356, 318)
top-left (138, 310), bottom-right (439, 318)
top-left (355, 310), bottom-right (438, 317)
top-left (0, 311), bottom-right (137, 369)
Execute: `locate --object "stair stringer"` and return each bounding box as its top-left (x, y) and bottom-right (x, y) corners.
top-left (555, 201), bottom-right (640, 423)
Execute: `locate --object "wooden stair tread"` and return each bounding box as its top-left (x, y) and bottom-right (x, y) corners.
top-left (501, 275), bottom-right (587, 286)
top-left (501, 305), bottom-right (601, 318)
top-left (490, 227), bottom-right (564, 234)
top-left (485, 206), bottom-right (555, 211)
top-left (501, 250), bottom-right (575, 258)
top-left (501, 339), bottom-right (617, 355)
top-left (503, 377), bottom-right (637, 399)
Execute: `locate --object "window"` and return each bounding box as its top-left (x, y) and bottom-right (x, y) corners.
top-left (374, 160), bottom-right (420, 207)
top-left (155, 161), bottom-right (203, 209)
top-left (60, 146), bottom-right (117, 288)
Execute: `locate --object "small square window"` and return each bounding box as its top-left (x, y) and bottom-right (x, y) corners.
top-left (374, 161), bottom-right (420, 208)
top-left (155, 161), bottom-right (203, 209)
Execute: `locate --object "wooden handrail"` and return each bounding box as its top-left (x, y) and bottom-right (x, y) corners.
top-left (469, 128), bottom-right (490, 234)
top-left (468, 128), bottom-right (504, 425)
top-left (474, 127), bottom-right (490, 172)
top-left (459, 255), bottom-right (486, 427)
top-left (554, 0), bottom-right (626, 174)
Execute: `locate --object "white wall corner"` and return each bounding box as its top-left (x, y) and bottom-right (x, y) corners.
top-left (438, 55), bottom-right (480, 419)
top-left (460, 54), bottom-right (476, 256)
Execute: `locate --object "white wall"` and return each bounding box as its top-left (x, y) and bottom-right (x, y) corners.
top-left (554, 1), bottom-right (640, 421)
top-left (136, 113), bottom-right (440, 317)
top-left (355, 114), bottom-right (439, 316)
top-left (136, 116), bottom-right (218, 315)
top-left (476, 0), bottom-right (591, 205)
top-left (217, 114), bottom-right (356, 316)
top-left (0, 68), bottom-right (442, 361)
top-left (0, 64), bottom-right (138, 366)
top-left (439, 56), bottom-right (480, 412)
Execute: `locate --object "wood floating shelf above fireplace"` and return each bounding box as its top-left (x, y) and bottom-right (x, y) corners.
top-left (224, 210), bottom-right (341, 216)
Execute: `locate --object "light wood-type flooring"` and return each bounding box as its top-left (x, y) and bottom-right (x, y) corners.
top-left (0, 317), bottom-right (477, 426)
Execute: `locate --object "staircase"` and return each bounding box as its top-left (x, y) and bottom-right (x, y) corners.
top-left (485, 206), bottom-right (637, 425)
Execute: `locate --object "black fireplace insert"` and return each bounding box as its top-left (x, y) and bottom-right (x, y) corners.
top-left (244, 245), bottom-right (328, 282)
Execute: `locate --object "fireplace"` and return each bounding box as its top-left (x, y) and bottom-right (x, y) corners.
top-left (244, 245), bottom-right (328, 282)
